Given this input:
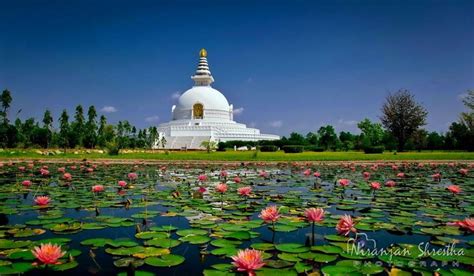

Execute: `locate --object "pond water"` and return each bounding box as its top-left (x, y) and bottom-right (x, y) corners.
top-left (0, 161), bottom-right (472, 275)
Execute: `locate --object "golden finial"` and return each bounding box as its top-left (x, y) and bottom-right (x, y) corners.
top-left (199, 48), bottom-right (207, 57)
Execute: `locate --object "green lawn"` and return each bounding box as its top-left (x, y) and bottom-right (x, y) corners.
top-left (0, 149), bottom-right (473, 161)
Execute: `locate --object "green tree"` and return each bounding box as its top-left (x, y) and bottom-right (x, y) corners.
top-left (42, 110), bottom-right (53, 148)
top-left (357, 118), bottom-right (384, 148)
top-left (59, 110), bottom-right (70, 150)
top-left (306, 132), bottom-right (318, 145)
top-left (427, 132), bottom-right (444, 150)
top-left (458, 90), bottom-right (474, 151)
top-left (97, 115), bottom-right (108, 147)
top-left (339, 131), bottom-right (356, 151)
top-left (201, 140), bottom-right (217, 153)
top-left (288, 132), bottom-right (305, 145)
top-left (411, 129), bottom-right (428, 151)
top-left (317, 125), bottom-right (339, 150)
top-left (71, 105), bottom-right (85, 147)
top-left (380, 89), bottom-right (428, 151)
top-left (1, 89), bottom-right (12, 124)
top-left (83, 106), bottom-right (98, 148)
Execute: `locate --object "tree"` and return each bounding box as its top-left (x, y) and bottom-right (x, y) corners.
top-left (160, 136), bottom-right (167, 149)
top-left (288, 132), bottom-right (305, 145)
top-left (427, 132), bottom-right (444, 150)
top-left (380, 89), bottom-right (428, 151)
top-left (42, 110), bottom-right (53, 148)
top-left (71, 105), bottom-right (85, 147)
top-left (411, 129), bottom-right (428, 151)
top-left (317, 125), bottom-right (338, 150)
top-left (357, 118), bottom-right (384, 148)
top-left (201, 140), bottom-right (217, 153)
top-left (83, 106), bottom-right (98, 148)
top-left (97, 115), bottom-right (107, 147)
top-left (306, 132), bottom-right (318, 145)
top-left (458, 90), bottom-right (474, 151)
top-left (1, 89), bottom-right (12, 124)
top-left (59, 110), bottom-right (70, 150)
top-left (339, 131), bottom-right (356, 151)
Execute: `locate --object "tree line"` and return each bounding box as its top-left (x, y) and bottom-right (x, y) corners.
top-left (0, 89), bottom-right (162, 151)
top-left (0, 88), bottom-right (473, 152)
top-left (220, 89), bottom-right (474, 152)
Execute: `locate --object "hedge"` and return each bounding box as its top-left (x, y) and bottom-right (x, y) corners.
top-left (282, 145), bottom-right (304, 153)
top-left (259, 145), bottom-right (278, 152)
top-left (364, 146), bottom-right (385, 154)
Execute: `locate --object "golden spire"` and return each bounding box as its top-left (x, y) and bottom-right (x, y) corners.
top-left (199, 48), bottom-right (207, 58)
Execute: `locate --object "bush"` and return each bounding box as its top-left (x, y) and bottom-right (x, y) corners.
top-left (217, 142), bottom-right (226, 152)
top-left (106, 141), bottom-right (120, 155)
top-left (363, 146), bottom-right (385, 154)
top-left (259, 145), bottom-right (278, 152)
top-left (304, 145), bottom-right (324, 152)
top-left (282, 145), bottom-right (304, 153)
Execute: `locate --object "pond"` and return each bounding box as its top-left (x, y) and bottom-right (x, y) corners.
top-left (0, 161), bottom-right (472, 275)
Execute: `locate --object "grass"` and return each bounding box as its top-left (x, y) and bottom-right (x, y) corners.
top-left (0, 149), bottom-right (473, 161)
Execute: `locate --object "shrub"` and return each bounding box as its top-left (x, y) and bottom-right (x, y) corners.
top-left (304, 145), bottom-right (324, 152)
top-left (260, 145), bottom-right (278, 152)
top-left (363, 146), bottom-right (385, 154)
top-left (217, 142), bottom-right (226, 152)
top-left (106, 141), bottom-right (120, 156)
top-left (282, 145), bottom-right (304, 153)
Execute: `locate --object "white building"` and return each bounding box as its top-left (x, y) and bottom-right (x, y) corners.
top-left (156, 49), bottom-right (279, 149)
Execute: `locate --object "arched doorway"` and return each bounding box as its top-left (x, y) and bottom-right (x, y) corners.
top-left (193, 103), bottom-right (204, 119)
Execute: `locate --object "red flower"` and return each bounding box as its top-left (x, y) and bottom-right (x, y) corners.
top-left (304, 207), bottom-right (325, 222)
top-left (397, 172), bottom-right (405, 178)
top-left (449, 218), bottom-right (474, 233)
top-left (303, 169), bottom-right (311, 176)
top-left (231, 249), bottom-right (265, 276)
top-left (313, 172), bottom-right (321, 178)
top-left (259, 205), bottom-right (280, 223)
top-left (338, 179), bottom-right (350, 187)
top-left (370, 182), bottom-right (381, 190)
top-left (35, 196), bottom-right (51, 206)
top-left (385, 180), bottom-right (396, 187)
top-left (128, 172), bottom-right (138, 180)
top-left (432, 173), bottom-right (441, 181)
top-left (216, 183), bottom-right (228, 193)
top-left (237, 186), bottom-right (252, 197)
top-left (336, 214), bottom-right (356, 236)
top-left (63, 173), bottom-right (72, 181)
top-left (234, 176), bottom-right (242, 183)
top-left (22, 180), bottom-right (32, 187)
top-left (459, 168), bottom-right (468, 176)
top-left (198, 174), bottom-right (207, 182)
top-left (447, 185), bottom-right (461, 194)
top-left (32, 243), bottom-right (66, 265)
top-left (118, 181), bottom-right (127, 188)
top-left (92, 185), bottom-right (104, 193)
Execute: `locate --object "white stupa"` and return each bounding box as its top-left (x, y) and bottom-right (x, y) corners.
top-left (156, 49), bottom-right (279, 149)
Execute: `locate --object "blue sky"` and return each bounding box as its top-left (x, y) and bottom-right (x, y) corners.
top-left (1, 0), bottom-right (473, 136)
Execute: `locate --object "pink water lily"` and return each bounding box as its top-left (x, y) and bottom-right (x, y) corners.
top-left (198, 174), bottom-right (207, 182)
top-left (234, 176), bottom-right (242, 183)
top-left (22, 180), bottom-right (32, 187)
top-left (336, 214), bottom-right (357, 236)
top-left (303, 169), bottom-right (311, 176)
top-left (363, 171), bottom-right (370, 180)
top-left (370, 182), bottom-right (381, 190)
top-left (63, 173), bottom-right (72, 181)
top-left (304, 207), bottom-right (325, 222)
top-left (216, 183), bottom-right (228, 193)
top-left (118, 180), bottom-right (127, 188)
top-left (35, 196), bottom-right (51, 206)
top-left (397, 172), bottom-right (405, 178)
top-left (92, 185), bottom-right (104, 193)
top-left (259, 205), bottom-right (280, 223)
top-left (231, 249), bottom-right (265, 276)
top-left (459, 168), bottom-right (468, 176)
top-left (313, 172), bottom-right (321, 178)
top-left (32, 243), bottom-right (66, 265)
top-left (449, 218), bottom-right (474, 233)
top-left (128, 172), bottom-right (138, 180)
top-left (338, 178), bottom-right (350, 187)
top-left (385, 180), bottom-right (396, 187)
top-left (432, 173), bottom-right (441, 181)
top-left (447, 185), bottom-right (461, 194)
top-left (237, 186), bottom-right (252, 197)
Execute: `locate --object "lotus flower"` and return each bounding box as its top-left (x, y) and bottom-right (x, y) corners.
top-left (220, 170), bottom-right (228, 177)
top-left (234, 176), bottom-right (242, 183)
top-left (40, 169), bottom-right (50, 176)
top-left (18, 166), bottom-right (26, 172)
top-left (338, 179), bottom-right (350, 187)
top-left (35, 196), bottom-right (51, 206)
top-left (22, 180), bottom-right (32, 187)
top-left (32, 243), bottom-right (66, 265)
top-left (397, 172), bottom-right (405, 178)
top-left (391, 165), bottom-right (398, 171)
top-left (231, 249), bottom-right (265, 276)
top-left (459, 168), bottom-right (468, 176)
top-left (449, 218), bottom-right (474, 233)
top-left (118, 180), bottom-right (127, 188)
top-left (63, 173), bottom-right (72, 181)
top-left (198, 174), bottom-right (207, 182)
top-left (259, 171), bottom-right (268, 178)
top-left (363, 172), bottom-right (370, 180)
top-left (304, 207), bottom-right (325, 222)
top-left (447, 185), bottom-right (461, 194)
top-left (313, 172), bottom-right (321, 178)
top-left (57, 167), bottom-right (66, 173)
top-left (92, 185), bottom-right (104, 193)
top-left (237, 186), bottom-right (252, 197)
top-left (259, 205), bottom-right (280, 223)
top-left (385, 180), bottom-right (396, 187)
top-left (432, 173), bottom-right (441, 181)
top-left (86, 168), bottom-right (94, 173)
top-left (303, 169), bottom-right (311, 176)
top-left (128, 172), bottom-right (138, 180)
top-left (216, 183), bottom-right (228, 193)
top-left (198, 186), bottom-right (207, 193)
top-left (336, 214), bottom-right (356, 236)
top-left (370, 182), bottom-right (381, 190)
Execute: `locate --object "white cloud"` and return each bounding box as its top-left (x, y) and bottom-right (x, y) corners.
top-left (233, 107), bottom-right (244, 115)
top-left (145, 115), bottom-right (160, 123)
top-left (269, 120), bottom-right (283, 128)
top-left (100, 106), bottom-right (117, 113)
top-left (337, 119), bottom-right (358, 126)
top-left (171, 91), bottom-right (181, 100)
